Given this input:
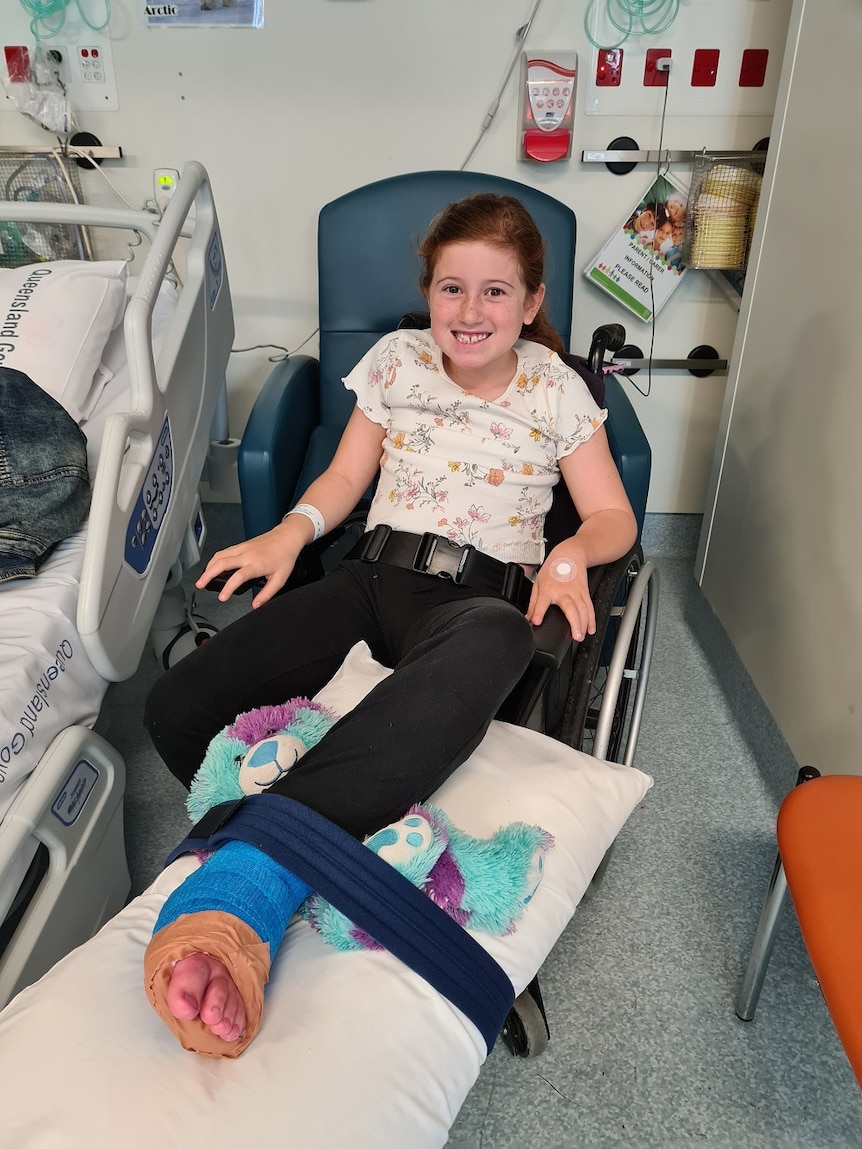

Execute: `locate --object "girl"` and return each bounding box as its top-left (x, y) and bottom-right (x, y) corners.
top-left (142, 193), bottom-right (637, 1056)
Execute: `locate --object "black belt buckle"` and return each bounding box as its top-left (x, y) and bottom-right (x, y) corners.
top-left (187, 797), bottom-right (245, 842)
top-left (502, 561), bottom-right (527, 607)
top-left (414, 532), bottom-right (472, 583)
top-left (359, 523), bottom-right (392, 562)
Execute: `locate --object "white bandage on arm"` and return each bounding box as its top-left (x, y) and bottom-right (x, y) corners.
top-left (283, 502), bottom-right (325, 541)
top-left (547, 557), bottom-right (577, 582)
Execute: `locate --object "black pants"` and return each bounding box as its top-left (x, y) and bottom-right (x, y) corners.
top-left (144, 560), bottom-right (535, 840)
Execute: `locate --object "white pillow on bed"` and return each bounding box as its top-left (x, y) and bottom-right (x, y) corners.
top-left (0, 260), bottom-right (127, 423)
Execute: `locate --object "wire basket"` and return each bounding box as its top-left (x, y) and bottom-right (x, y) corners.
top-left (682, 152), bottom-right (766, 271)
top-left (0, 152), bottom-right (91, 268)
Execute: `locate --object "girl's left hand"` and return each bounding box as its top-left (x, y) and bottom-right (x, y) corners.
top-left (525, 546), bottom-right (595, 642)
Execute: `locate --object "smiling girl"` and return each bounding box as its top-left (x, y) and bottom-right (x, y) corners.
top-left (142, 193), bottom-right (636, 1056)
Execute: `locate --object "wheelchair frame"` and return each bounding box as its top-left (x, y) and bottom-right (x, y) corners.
top-left (500, 541), bottom-right (658, 1056)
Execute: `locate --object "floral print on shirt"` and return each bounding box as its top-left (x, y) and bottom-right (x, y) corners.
top-left (344, 330), bottom-right (607, 563)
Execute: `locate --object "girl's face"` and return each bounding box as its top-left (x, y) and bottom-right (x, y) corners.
top-left (427, 240), bottom-right (545, 396)
top-left (634, 208), bottom-right (655, 233)
top-left (666, 197), bottom-right (686, 226)
top-left (653, 220), bottom-right (673, 249)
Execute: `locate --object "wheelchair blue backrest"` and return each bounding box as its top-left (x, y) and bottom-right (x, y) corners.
top-left (239, 171), bottom-right (650, 541)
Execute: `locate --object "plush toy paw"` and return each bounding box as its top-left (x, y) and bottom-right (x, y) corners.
top-left (437, 818), bottom-right (553, 934)
top-left (302, 804), bottom-right (554, 951)
top-left (187, 698), bottom-right (339, 823)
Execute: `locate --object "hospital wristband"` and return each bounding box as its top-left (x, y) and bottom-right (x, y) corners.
top-left (283, 502), bottom-right (325, 541)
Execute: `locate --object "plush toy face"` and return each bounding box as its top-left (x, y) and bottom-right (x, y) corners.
top-left (238, 734), bottom-right (310, 792)
top-left (186, 697), bottom-right (339, 824)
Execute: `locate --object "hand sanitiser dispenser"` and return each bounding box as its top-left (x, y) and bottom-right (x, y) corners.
top-left (519, 52), bottom-right (577, 163)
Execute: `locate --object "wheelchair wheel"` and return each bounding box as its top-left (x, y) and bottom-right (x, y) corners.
top-left (158, 618), bottom-right (219, 670)
top-left (500, 978), bottom-right (550, 1058)
top-left (554, 546), bottom-right (657, 766)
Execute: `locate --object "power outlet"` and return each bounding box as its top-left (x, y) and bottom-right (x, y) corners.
top-left (76, 45), bottom-right (106, 84)
top-left (595, 48), bottom-right (623, 87)
top-left (644, 48), bottom-right (672, 87)
top-left (35, 36), bottom-right (117, 110)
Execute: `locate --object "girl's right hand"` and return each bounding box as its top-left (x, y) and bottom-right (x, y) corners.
top-left (195, 522), bottom-right (306, 609)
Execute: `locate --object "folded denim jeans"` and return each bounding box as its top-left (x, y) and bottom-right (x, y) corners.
top-left (0, 366), bottom-right (91, 583)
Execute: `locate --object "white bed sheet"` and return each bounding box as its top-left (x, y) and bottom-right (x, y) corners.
top-left (0, 642), bottom-right (654, 1149)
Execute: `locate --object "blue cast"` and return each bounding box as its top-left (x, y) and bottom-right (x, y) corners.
top-left (153, 839), bottom-right (312, 959)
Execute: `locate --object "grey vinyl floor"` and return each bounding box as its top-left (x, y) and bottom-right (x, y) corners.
top-left (103, 506), bottom-right (862, 1148)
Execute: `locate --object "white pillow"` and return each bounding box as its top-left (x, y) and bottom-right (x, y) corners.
top-left (0, 642), bottom-right (654, 1149)
top-left (0, 260), bottom-right (127, 423)
top-left (314, 640), bottom-right (654, 988)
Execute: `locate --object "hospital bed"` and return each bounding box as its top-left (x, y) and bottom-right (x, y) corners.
top-left (0, 170), bottom-right (659, 1146)
top-left (0, 159), bottom-right (234, 1007)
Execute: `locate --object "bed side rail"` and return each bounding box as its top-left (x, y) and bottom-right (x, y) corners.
top-left (79, 161), bottom-right (235, 679)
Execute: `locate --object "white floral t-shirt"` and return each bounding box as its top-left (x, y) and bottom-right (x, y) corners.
top-left (343, 329), bottom-right (607, 565)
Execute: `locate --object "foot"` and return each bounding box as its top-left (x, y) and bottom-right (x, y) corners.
top-left (144, 910), bottom-right (270, 1058)
top-left (166, 952), bottom-right (247, 1043)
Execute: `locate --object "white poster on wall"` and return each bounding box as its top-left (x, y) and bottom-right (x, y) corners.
top-left (583, 172), bottom-right (689, 323)
top-left (143, 1), bottom-right (263, 28)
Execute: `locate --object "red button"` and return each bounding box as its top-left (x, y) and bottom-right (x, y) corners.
top-left (523, 129), bottom-right (571, 162)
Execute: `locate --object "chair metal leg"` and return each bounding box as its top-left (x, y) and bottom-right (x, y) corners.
top-left (736, 766), bottom-right (821, 1022)
top-left (736, 853), bottom-right (789, 1021)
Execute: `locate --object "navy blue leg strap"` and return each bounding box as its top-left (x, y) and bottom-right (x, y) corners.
top-left (165, 795), bottom-right (515, 1053)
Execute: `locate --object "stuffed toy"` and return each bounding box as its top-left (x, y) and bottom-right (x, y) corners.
top-left (186, 697), bottom-right (554, 946)
top-left (302, 803), bottom-right (552, 951)
top-left (186, 696), bottom-right (339, 822)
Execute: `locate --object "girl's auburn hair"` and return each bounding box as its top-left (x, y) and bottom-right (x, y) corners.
top-left (418, 193), bottom-right (566, 356)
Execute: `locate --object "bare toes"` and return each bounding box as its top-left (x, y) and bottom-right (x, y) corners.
top-left (166, 954), bottom-right (212, 1021)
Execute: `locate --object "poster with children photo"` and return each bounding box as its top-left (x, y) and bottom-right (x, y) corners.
top-left (584, 173), bottom-right (689, 323)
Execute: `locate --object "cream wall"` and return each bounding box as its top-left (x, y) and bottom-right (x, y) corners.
top-left (697, 0), bottom-right (862, 776)
top-left (1, 0), bottom-right (787, 510)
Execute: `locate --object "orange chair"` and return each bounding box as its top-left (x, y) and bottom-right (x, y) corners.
top-left (737, 769), bottom-right (862, 1088)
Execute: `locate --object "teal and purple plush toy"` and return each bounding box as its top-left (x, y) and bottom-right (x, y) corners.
top-left (187, 697), bottom-right (554, 950)
top-left (186, 697), bottom-right (339, 822)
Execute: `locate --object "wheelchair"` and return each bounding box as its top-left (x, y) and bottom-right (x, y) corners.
top-left (237, 170), bottom-right (659, 1056)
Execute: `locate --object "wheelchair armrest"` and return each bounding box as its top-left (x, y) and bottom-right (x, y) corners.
top-left (530, 606), bottom-right (574, 669)
top-left (238, 355), bottom-right (320, 538)
top-left (603, 372), bottom-right (651, 537)
top-left (529, 562), bottom-right (607, 668)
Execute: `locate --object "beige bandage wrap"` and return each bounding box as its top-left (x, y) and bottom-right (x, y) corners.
top-left (143, 911), bottom-right (271, 1058)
